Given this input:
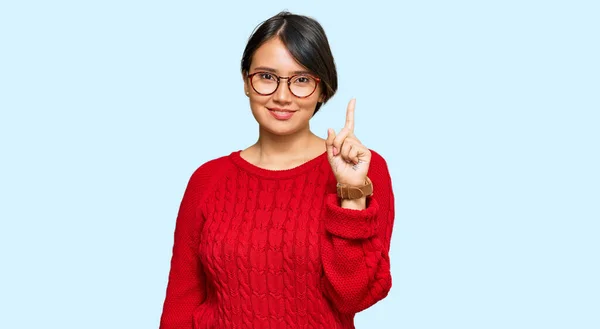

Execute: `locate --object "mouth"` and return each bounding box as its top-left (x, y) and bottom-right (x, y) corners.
top-left (268, 107), bottom-right (297, 120)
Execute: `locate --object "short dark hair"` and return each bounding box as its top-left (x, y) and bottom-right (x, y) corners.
top-left (241, 11), bottom-right (338, 115)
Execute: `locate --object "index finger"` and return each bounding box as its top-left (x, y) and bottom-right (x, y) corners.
top-left (345, 98), bottom-right (356, 131)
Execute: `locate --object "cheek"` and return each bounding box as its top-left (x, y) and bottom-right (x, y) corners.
top-left (249, 96), bottom-right (269, 108)
top-left (298, 96), bottom-right (321, 111)
top-left (248, 97), bottom-right (269, 117)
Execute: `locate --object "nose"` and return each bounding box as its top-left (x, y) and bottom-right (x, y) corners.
top-left (272, 78), bottom-right (292, 104)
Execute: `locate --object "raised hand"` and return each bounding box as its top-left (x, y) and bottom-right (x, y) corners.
top-left (325, 98), bottom-right (372, 186)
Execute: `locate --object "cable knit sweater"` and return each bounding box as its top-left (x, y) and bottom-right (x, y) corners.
top-left (160, 149), bottom-right (395, 329)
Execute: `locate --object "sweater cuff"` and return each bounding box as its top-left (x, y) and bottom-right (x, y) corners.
top-left (324, 193), bottom-right (380, 239)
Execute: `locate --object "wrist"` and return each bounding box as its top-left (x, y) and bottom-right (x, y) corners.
top-left (341, 197), bottom-right (367, 210)
top-left (336, 176), bottom-right (373, 200)
top-left (336, 176), bottom-right (367, 186)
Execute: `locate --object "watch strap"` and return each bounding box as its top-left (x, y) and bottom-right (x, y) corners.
top-left (337, 176), bottom-right (373, 199)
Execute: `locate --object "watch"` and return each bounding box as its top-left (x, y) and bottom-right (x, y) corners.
top-left (336, 176), bottom-right (373, 199)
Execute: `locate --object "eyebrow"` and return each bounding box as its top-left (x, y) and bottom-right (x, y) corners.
top-left (252, 66), bottom-right (313, 75)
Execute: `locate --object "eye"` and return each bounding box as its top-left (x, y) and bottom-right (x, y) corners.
top-left (258, 72), bottom-right (276, 81)
top-left (294, 76), bottom-right (311, 84)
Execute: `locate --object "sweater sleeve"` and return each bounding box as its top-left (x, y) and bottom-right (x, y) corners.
top-left (320, 150), bottom-right (395, 314)
top-left (159, 164), bottom-right (214, 329)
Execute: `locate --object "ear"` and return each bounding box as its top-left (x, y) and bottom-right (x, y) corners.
top-left (242, 72), bottom-right (250, 96)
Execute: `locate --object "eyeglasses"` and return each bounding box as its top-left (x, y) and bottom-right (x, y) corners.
top-left (247, 71), bottom-right (321, 98)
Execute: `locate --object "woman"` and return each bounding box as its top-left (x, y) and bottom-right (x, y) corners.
top-left (160, 11), bottom-right (395, 329)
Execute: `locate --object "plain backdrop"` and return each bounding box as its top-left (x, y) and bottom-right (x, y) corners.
top-left (1, 1), bottom-right (598, 328)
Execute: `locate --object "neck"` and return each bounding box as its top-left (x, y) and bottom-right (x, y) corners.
top-left (253, 124), bottom-right (320, 165)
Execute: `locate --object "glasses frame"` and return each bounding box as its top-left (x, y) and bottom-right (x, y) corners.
top-left (247, 71), bottom-right (321, 98)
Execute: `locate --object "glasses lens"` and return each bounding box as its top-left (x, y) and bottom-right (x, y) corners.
top-left (251, 73), bottom-right (278, 95)
top-left (290, 75), bottom-right (317, 97)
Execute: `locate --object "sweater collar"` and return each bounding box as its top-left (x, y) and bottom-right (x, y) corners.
top-left (228, 150), bottom-right (327, 179)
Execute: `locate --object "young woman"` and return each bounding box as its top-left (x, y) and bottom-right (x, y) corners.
top-left (160, 11), bottom-right (395, 329)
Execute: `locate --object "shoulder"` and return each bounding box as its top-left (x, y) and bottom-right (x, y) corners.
top-left (178, 153), bottom-right (236, 209)
top-left (368, 149), bottom-right (391, 174)
top-left (188, 153), bottom-right (234, 186)
top-left (367, 149), bottom-right (394, 191)
top-left (182, 153), bottom-right (237, 199)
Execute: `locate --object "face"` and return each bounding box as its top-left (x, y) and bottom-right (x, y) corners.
top-left (244, 37), bottom-right (324, 136)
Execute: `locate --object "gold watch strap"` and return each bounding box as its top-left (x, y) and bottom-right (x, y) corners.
top-left (336, 176), bottom-right (373, 199)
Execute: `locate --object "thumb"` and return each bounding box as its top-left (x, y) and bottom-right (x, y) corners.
top-left (325, 128), bottom-right (336, 159)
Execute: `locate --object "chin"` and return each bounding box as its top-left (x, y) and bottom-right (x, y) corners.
top-left (261, 123), bottom-right (303, 136)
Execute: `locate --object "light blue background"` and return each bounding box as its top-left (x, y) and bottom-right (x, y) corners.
top-left (1, 1), bottom-right (598, 328)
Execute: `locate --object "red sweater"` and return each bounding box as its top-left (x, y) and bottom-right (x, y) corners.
top-left (160, 149), bottom-right (395, 329)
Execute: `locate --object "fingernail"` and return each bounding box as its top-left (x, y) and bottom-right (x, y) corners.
top-left (333, 147), bottom-right (338, 155)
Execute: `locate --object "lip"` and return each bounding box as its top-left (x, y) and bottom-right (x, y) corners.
top-left (268, 107), bottom-right (297, 120)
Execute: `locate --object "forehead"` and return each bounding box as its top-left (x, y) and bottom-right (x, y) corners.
top-left (250, 37), bottom-right (309, 74)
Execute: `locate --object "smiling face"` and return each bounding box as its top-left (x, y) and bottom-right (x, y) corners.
top-left (244, 37), bottom-right (324, 136)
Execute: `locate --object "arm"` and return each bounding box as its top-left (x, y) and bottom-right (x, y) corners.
top-left (159, 166), bottom-right (210, 328)
top-left (321, 151), bottom-right (395, 314)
